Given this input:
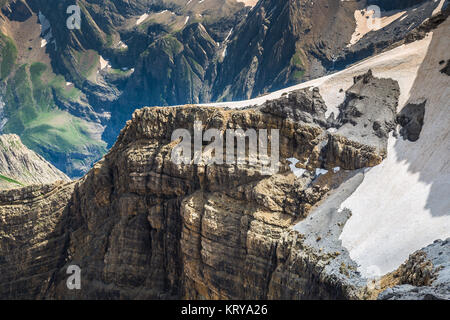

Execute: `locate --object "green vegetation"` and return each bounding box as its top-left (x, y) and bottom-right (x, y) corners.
top-left (0, 174), bottom-right (24, 186)
top-left (0, 33), bottom-right (18, 80)
top-left (292, 70), bottom-right (305, 80)
top-left (50, 75), bottom-right (82, 101)
top-left (290, 51), bottom-right (306, 81)
top-left (2, 63), bottom-right (107, 167)
top-left (159, 35), bottom-right (184, 58)
top-left (73, 49), bottom-right (99, 80)
top-left (109, 68), bottom-right (131, 76)
top-left (291, 52), bottom-right (304, 67)
top-left (21, 110), bottom-right (107, 157)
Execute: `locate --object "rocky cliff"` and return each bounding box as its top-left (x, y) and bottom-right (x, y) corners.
top-left (0, 134), bottom-right (69, 189)
top-left (1, 70), bottom-right (447, 300)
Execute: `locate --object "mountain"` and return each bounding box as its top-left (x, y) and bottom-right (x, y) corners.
top-left (0, 133), bottom-right (69, 189)
top-left (0, 7), bottom-right (448, 299)
top-left (0, 0), bottom-right (446, 177)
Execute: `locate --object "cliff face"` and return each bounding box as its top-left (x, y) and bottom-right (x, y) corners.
top-left (0, 71), bottom-right (432, 300)
top-left (0, 134), bottom-right (70, 189)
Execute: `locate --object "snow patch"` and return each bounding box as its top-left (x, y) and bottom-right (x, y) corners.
top-left (348, 9), bottom-right (407, 47)
top-left (315, 168), bottom-right (328, 177)
top-left (136, 13), bottom-right (149, 25)
top-left (432, 0), bottom-right (446, 16)
top-left (99, 56), bottom-right (111, 70)
top-left (287, 158), bottom-right (307, 178)
top-left (339, 19), bottom-right (450, 277)
top-left (38, 11), bottom-right (56, 49)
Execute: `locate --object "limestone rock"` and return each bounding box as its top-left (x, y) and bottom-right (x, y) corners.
top-left (0, 134), bottom-right (70, 190)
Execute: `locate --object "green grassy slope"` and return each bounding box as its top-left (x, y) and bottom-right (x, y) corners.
top-left (0, 33), bottom-right (107, 176)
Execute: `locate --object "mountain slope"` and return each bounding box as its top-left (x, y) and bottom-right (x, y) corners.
top-left (0, 133), bottom-right (70, 189)
top-left (0, 0), bottom-right (446, 177)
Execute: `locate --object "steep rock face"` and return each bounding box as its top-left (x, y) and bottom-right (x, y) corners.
top-left (0, 73), bottom-right (412, 300)
top-left (0, 182), bottom-right (75, 298)
top-left (212, 0), bottom-right (358, 100)
top-left (212, 0), bottom-right (443, 101)
top-left (379, 239), bottom-right (450, 300)
top-left (122, 23), bottom-right (218, 107)
top-left (0, 134), bottom-right (70, 189)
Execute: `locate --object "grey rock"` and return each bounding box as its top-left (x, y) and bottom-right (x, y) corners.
top-left (396, 101), bottom-right (426, 142)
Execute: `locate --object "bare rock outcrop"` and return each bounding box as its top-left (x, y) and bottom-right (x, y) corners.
top-left (0, 134), bottom-right (70, 190)
top-left (379, 239), bottom-right (450, 300)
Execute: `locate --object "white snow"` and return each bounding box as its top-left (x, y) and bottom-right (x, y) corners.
top-left (136, 13), bottom-right (149, 25)
top-left (348, 9), bottom-right (407, 47)
top-left (287, 158), bottom-right (307, 177)
top-left (171, 10), bottom-right (450, 278)
top-left (117, 41), bottom-right (128, 49)
top-left (194, 31), bottom-right (431, 117)
top-left (236, 0), bottom-right (259, 7)
top-left (162, 11), bottom-right (449, 279)
top-left (222, 48), bottom-right (227, 58)
top-left (99, 56), bottom-right (111, 70)
top-left (432, 0), bottom-right (446, 16)
top-left (339, 18), bottom-right (450, 277)
top-left (315, 168), bottom-right (328, 177)
top-left (38, 11), bottom-right (55, 49)
top-left (224, 28), bottom-right (234, 42)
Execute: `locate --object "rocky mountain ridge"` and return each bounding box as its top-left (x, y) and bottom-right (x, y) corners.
top-left (0, 0), bottom-right (447, 176)
top-left (0, 69), bottom-right (448, 300)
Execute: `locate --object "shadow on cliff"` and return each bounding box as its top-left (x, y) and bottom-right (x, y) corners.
top-left (393, 15), bottom-right (450, 217)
